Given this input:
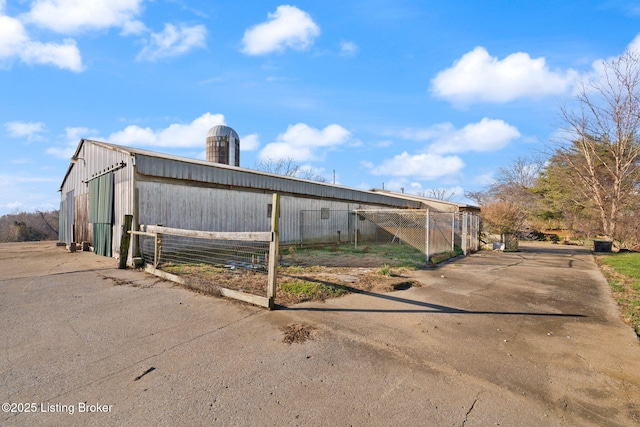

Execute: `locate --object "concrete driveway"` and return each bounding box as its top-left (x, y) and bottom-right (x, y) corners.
top-left (1, 241), bottom-right (639, 426)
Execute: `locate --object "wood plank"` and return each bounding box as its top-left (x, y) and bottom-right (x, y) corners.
top-left (143, 225), bottom-right (272, 242)
top-left (143, 265), bottom-right (269, 308)
top-left (218, 288), bottom-right (270, 308)
top-left (266, 193), bottom-right (280, 310)
top-left (144, 265), bottom-right (186, 284)
top-left (128, 230), bottom-right (157, 237)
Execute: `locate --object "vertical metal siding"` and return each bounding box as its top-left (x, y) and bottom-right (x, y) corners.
top-left (136, 179), bottom-right (405, 244)
top-left (59, 141), bottom-right (133, 256)
top-left (134, 155), bottom-right (422, 209)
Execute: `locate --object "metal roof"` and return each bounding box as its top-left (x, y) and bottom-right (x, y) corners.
top-left (207, 125), bottom-right (239, 139)
top-left (60, 139), bottom-right (477, 210)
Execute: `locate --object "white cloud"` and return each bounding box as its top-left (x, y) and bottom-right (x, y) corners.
top-left (431, 46), bottom-right (577, 104)
top-left (240, 133), bottom-right (260, 151)
top-left (109, 113), bottom-right (225, 148)
top-left (5, 121), bottom-right (45, 141)
top-left (402, 118), bottom-right (521, 154)
top-left (136, 23), bottom-right (207, 62)
top-left (259, 123), bottom-right (350, 162)
top-left (0, 173), bottom-right (60, 216)
top-left (23, 0), bottom-right (144, 34)
top-left (340, 41), bottom-right (358, 56)
top-left (241, 5), bottom-right (320, 55)
top-left (370, 152), bottom-right (465, 180)
top-left (0, 14), bottom-right (83, 72)
top-left (47, 126), bottom-right (99, 158)
top-left (120, 19), bottom-right (147, 36)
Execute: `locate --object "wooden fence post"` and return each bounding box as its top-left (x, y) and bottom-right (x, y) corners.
top-left (425, 209), bottom-right (430, 262)
top-left (118, 214), bottom-right (133, 269)
top-left (154, 231), bottom-right (162, 269)
top-left (267, 193), bottom-right (280, 310)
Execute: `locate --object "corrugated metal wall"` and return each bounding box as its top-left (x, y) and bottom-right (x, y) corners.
top-left (136, 180), bottom-right (391, 244)
top-left (58, 140), bottom-right (133, 257)
top-left (134, 154), bottom-right (421, 209)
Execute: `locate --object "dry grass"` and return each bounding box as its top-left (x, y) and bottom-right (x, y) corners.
top-left (282, 323), bottom-right (317, 344)
top-left (160, 244), bottom-right (423, 306)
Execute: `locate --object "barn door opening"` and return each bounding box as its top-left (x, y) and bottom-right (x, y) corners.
top-left (89, 173), bottom-right (114, 256)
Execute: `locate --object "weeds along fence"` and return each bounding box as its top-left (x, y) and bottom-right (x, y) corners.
top-left (131, 194), bottom-right (280, 309)
top-left (354, 209), bottom-right (480, 261)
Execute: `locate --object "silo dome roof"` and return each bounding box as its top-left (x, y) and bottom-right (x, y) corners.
top-left (207, 125), bottom-right (239, 139)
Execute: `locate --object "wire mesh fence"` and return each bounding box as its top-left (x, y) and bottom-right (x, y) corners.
top-left (133, 219), bottom-right (279, 309)
top-left (139, 233), bottom-right (270, 271)
top-left (138, 232), bottom-right (271, 299)
top-left (355, 209), bottom-right (480, 261)
top-left (299, 209), bottom-right (354, 245)
top-left (299, 210), bottom-right (391, 246)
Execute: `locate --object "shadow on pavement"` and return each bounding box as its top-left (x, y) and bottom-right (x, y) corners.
top-left (277, 283), bottom-right (587, 317)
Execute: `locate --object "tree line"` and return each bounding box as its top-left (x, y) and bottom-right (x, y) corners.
top-left (471, 51), bottom-right (640, 249)
top-left (0, 210), bottom-right (59, 243)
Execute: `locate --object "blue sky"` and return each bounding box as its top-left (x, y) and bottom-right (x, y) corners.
top-left (1, 0), bottom-right (640, 215)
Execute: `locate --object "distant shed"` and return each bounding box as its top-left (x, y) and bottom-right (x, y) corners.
top-left (58, 139), bottom-right (478, 262)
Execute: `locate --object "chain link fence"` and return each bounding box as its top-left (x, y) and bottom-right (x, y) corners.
top-left (354, 209), bottom-right (480, 261)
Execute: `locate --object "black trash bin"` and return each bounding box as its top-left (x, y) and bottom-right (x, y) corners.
top-left (593, 240), bottom-right (613, 252)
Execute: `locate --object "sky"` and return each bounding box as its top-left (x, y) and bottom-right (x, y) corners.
top-left (2, 0), bottom-right (640, 216)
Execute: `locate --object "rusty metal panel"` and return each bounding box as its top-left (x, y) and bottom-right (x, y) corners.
top-left (74, 193), bottom-right (92, 244)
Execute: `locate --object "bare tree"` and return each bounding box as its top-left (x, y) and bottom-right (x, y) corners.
top-left (555, 50), bottom-right (640, 240)
top-left (255, 157), bottom-right (328, 182)
top-left (416, 188), bottom-right (456, 201)
top-left (466, 155), bottom-right (544, 247)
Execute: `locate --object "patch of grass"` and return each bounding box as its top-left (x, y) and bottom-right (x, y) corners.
top-left (379, 264), bottom-right (391, 276)
top-left (279, 265), bottom-right (319, 274)
top-left (291, 243), bottom-right (426, 268)
top-left (599, 253), bottom-right (640, 283)
top-left (610, 281), bottom-right (624, 292)
top-left (164, 263), bottom-right (227, 275)
top-left (596, 252), bottom-right (640, 337)
top-left (280, 280), bottom-right (347, 300)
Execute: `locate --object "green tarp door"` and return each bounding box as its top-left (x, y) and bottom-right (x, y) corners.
top-left (89, 173), bottom-right (114, 256)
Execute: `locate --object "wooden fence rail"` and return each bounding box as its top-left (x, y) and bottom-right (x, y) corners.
top-left (129, 193), bottom-right (280, 309)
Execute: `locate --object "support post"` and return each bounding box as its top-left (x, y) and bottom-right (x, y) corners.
top-left (118, 214), bottom-right (133, 269)
top-left (299, 210), bottom-right (304, 247)
top-left (425, 209), bottom-right (430, 262)
top-left (154, 232), bottom-right (162, 269)
top-left (462, 212), bottom-right (468, 255)
top-left (267, 193), bottom-right (280, 310)
top-left (354, 211), bottom-right (359, 249)
top-left (452, 212), bottom-right (456, 252)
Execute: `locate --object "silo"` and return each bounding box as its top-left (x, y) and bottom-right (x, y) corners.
top-left (206, 125), bottom-right (240, 166)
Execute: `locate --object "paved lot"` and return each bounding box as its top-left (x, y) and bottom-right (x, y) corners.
top-left (1, 241), bottom-right (639, 426)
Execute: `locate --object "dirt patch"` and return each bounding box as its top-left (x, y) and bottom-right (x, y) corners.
top-left (158, 246), bottom-right (423, 307)
top-left (282, 323), bottom-right (317, 344)
top-left (160, 264), bottom-right (420, 306)
top-left (276, 266), bottom-right (420, 305)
